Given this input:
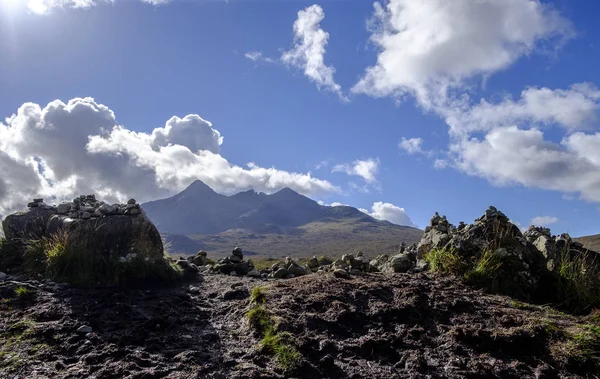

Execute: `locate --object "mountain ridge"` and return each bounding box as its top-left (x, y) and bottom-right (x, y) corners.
top-left (142, 180), bottom-right (422, 256)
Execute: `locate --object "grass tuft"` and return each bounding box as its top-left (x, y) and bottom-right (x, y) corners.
top-left (554, 250), bottom-right (600, 311)
top-left (246, 290), bottom-right (301, 371)
top-left (14, 286), bottom-right (34, 300)
top-left (250, 286), bottom-right (267, 305)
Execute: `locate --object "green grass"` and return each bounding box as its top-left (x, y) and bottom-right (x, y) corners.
top-left (251, 257), bottom-right (282, 271)
top-left (565, 324), bottom-right (600, 362)
top-left (554, 250), bottom-right (600, 311)
top-left (14, 286), bottom-right (34, 300)
top-left (250, 286), bottom-right (267, 305)
top-left (261, 330), bottom-right (302, 370)
top-left (5, 230), bottom-right (182, 286)
top-left (246, 289), bottom-right (301, 371)
top-left (424, 248), bottom-right (469, 275)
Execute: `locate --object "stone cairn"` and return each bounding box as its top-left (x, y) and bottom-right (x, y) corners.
top-left (27, 195), bottom-right (142, 220)
top-left (194, 245), bottom-right (421, 280)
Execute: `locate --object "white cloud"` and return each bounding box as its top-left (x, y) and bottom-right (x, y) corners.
top-left (26, 0), bottom-right (167, 14)
top-left (351, 1), bottom-right (600, 204)
top-left (244, 51), bottom-right (277, 64)
top-left (332, 158), bottom-right (380, 183)
top-left (360, 201), bottom-right (416, 227)
top-left (0, 98), bottom-right (340, 217)
top-left (281, 5), bottom-right (345, 100)
top-left (531, 216), bottom-right (558, 226)
top-left (353, 0), bottom-right (572, 107)
top-left (399, 137), bottom-right (425, 154)
top-left (445, 83), bottom-right (600, 137)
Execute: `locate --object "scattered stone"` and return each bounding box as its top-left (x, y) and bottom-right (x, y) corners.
top-left (222, 287), bottom-right (249, 300)
top-left (272, 268), bottom-right (289, 279)
top-left (77, 325), bottom-right (93, 334)
top-left (247, 269), bottom-right (261, 278)
top-left (333, 269), bottom-right (350, 279)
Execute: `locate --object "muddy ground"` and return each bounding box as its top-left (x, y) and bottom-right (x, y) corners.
top-left (0, 272), bottom-right (598, 378)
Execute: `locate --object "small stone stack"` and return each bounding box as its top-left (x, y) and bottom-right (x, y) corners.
top-left (212, 247), bottom-right (256, 277)
top-left (269, 256), bottom-right (308, 279)
top-left (27, 198), bottom-right (55, 210)
top-left (53, 195), bottom-right (142, 220)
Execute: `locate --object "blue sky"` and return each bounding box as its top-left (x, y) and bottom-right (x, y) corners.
top-left (1, 0), bottom-right (600, 236)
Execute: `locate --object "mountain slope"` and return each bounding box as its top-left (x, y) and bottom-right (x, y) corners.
top-left (142, 180), bottom-right (422, 256)
top-left (574, 234), bottom-right (600, 252)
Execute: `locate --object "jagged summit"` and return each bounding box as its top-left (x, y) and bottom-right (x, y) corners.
top-left (142, 180), bottom-right (420, 241)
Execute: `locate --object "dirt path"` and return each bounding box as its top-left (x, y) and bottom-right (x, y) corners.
top-left (0, 273), bottom-right (598, 378)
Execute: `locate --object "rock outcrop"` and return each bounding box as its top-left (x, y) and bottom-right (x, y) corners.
top-left (416, 206), bottom-right (598, 301)
top-left (3, 196), bottom-right (163, 262)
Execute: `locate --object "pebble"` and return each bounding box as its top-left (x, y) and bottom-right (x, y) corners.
top-left (77, 325), bottom-right (93, 334)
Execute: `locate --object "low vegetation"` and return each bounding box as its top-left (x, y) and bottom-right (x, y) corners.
top-left (246, 287), bottom-right (301, 371)
top-left (2, 231), bottom-right (182, 286)
top-left (426, 245), bottom-right (600, 312)
top-left (554, 250), bottom-right (600, 311)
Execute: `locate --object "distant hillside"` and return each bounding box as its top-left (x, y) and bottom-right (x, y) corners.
top-left (142, 180), bottom-right (423, 257)
top-left (574, 234), bottom-right (600, 253)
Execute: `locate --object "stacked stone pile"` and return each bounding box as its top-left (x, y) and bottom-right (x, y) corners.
top-left (2, 195), bottom-right (163, 262)
top-left (415, 206), bottom-right (598, 299)
top-left (210, 247), bottom-right (260, 277)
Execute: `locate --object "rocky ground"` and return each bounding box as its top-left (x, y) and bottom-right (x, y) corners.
top-left (1, 272), bottom-right (599, 379)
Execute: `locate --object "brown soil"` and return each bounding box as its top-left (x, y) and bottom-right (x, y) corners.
top-left (0, 272), bottom-right (598, 378)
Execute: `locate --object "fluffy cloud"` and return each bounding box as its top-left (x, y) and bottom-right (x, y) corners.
top-left (352, 1), bottom-right (600, 203)
top-left (445, 83), bottom-right (600, 137)
top-left (399, 137), bottom-right (425, 154)
top-left (353, 0), bottom-right (572, 107)
top-left (531, 216), bottom-right (558, 226)
top-left (25, 0), bottom-right (167, 14)
top-left (0, 98), bottom-right (339, 216)
top-left (281, 5), bottom-right (345, 100)
top-left (360, 201), bottom-right (416, 227)
top-left (332, 158), bottom-right (380, 183)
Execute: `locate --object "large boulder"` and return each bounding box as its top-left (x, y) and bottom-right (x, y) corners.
top-left (2, 207), bottom-right (58, 242)
top-left (2, 196), bottom-right (164, 264)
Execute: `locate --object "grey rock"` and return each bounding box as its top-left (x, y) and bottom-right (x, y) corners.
top-left (214, 263), bottom-right (235, 274)
top-left (333, 269), bottom-right (350, 279)
top-left (307, 256), bottom-right (320, 269)
top-left (247, 269), bottom-right (261, 278)
top-left (28, 202), bottom-right (39, 208)
top-left (222, 287), bottom-right (249, 300)
top-left (57, 203), bottom-right (72, 214)
top-left (192, 255), bottom-right (207, 266)
top-left (288, 264), bottom-right (306, 277)
top-left (128, 208), bottom-right (140, 216)
top-left (233, 261), bottom-right (251, 275)
top-left (127, 198), bottom-right (136, 205)
top-left (97, 203), bottom-right (116, 215)
top-left (230, 255), bottom-right (243, 263)
top-left (390, 252), bottom-right (415, 273)
top-left (272, 268), bottom-right (289, 279)
top-left (77, 325), bottom-right (93, 334)
top-left (2, 207), bottom-right (58, 241)
top-left (81, 212), bottom-right (92, 220)
top-left (0, 272), bottom-right (6, 281)
top-left (232, 247), bottom-right (243, 259)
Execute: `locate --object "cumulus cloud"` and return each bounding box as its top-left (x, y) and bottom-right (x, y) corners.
top-left (353, 0), bottom-right (572, 107)
top-left (359, 201), bottom-right (416, 227)
top-left (445, 83), bottom-right (600, 137)
top-left (0, 98), bottom-right (340, 216)
top-left (531, 216), bottom-right (558, 226)
top-left (26, 0), bottom-right (167, 14)
top-left (399, 137), bottom-right (426, 154)
top-left (352, 1), bottom-right (600, 203)
top-left (281, 5), bottom-right (345, 100)
top-left (332, 158), bottom-right (380, 183)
